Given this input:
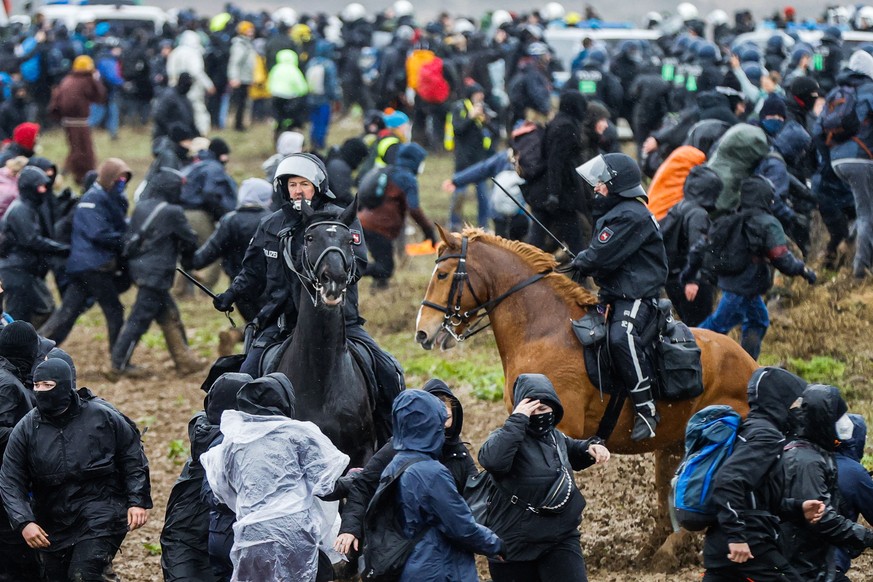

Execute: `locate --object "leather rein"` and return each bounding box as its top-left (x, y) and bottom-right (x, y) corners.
top-left (420, 236), bottom-right (550, 342)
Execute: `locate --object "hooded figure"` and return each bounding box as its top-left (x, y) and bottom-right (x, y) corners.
top-left (160, 372), bottom-right (252, 582)
top-left (166, 30), bottom-right (214, 136)
top-left (335, 379), bottom-right (475, 548)
top-left (0, 320), bottom-right (40, 388)
top-left (0, 167), bottom-right (68, 323)
top-left (661, 164), bottom-right (721, 326)
top-left (262, 131), bottom-right (305, 181)
top-left (109, 167), bottom-right (202, 378)
top-left (781, 385), bottom-right (873, 580)
top-left (834, 414), bottom-right (873, 579)
top-left (703, 367), bottom-right (809, 575)
top-left (326, 137), bottom-right (369, 206)
top-left (478, 374), bottom-right (605, 578)
top-left (0, 358), bottom-right (152, 579)
top-left (380, 390), bottom-right (502, 582)
top-left (200, 373), bottom-right (348, 582)
top-left (152, 72), bottom-right (198, 141)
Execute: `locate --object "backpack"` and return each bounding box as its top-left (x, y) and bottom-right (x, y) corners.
top-left (416, 57), bottom-right (450, 104)
top-left (657, 205), bottom-right (685, 273)
top-left (306, 61), bottom-right (327, 96)
top-left (507, 72), bottom-right (528, 111)
top-left (510, 121), bottom-right (546, 180)
top-left (821, 85), bottom-right (864, 147)
top-left (703, 212), bottom-right (751, 276)
top-left (357, 167), bottom-right (392, 210)
top-left (361, 458), bottom-right (430, 581)
top-left (671, 404), bottom-right (742, 531)
top-left (406, 49), bottom-right (435, 91)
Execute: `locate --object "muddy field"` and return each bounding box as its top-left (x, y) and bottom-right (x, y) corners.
top-left (37, 121), bottom-right (873, 581)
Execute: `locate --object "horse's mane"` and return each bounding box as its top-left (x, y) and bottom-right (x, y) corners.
top-left (450, 227), bottom-right (598, 308)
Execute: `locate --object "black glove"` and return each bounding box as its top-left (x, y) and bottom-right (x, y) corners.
top-left (802, 267), bottom-right (817, 285)
top-left (213, 290), bottom-right (236, 312)
top-left (555, 254), bottom-right (577, 274)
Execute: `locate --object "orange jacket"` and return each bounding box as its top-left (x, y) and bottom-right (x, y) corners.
top-left (647, 145), bottom-right (706, 221)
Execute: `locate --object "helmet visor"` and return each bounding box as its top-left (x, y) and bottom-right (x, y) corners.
top-left (275, 155), bottom-right (325, 190)
top-left (575, 154), bottom-right (617, 188)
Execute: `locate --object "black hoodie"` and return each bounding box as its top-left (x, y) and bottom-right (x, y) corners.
top-left (478, 374), bottom-right (599, 561)
top-left (236, 373), bottom-right (296, 418)
top-left (127, 169), bottom-right (198, 290)
top-left (704, 367), bottom-right (808, 569)
top-left (781, 385), bottom-right (873, 579)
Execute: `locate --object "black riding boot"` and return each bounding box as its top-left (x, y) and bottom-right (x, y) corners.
top-left (629, 379), bottom-right (660, 441)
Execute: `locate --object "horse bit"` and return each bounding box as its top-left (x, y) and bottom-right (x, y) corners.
top-left (420, 236), bottom-right (550, 342)
top-left (282, 220), bottom-right (356, 306)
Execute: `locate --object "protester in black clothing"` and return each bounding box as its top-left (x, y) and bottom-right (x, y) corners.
top-left (703, 367), bottom-right (825, 582)
top-left (333, 378), bottom-right (475, 556)
top-left (478, 374), bottom-right (609, 582)
top-left (662, 165), bottom-right (720, 326)
top-left (0, 321), bottom-right (39, 581)
top-left (160, 372), bottom-right (251, 582)
top-left (109, 168), bottom-right (204, 379)
top-left (0, 358), bottom-right (152, 582)
top-left (568, 153), bottom-right (668, 440)
top-left (780, 384), bottom-right (873, 580)
top-left (524, 90), bottom-right (594, 254)
top-left (325, 137), bottom-right (369, 206)
top-left (152, 72), bottom-right (198, 141)
top-left (0, 83), bottom-right (30, 141)
top-left (0, 166), bottom-right (68, 325)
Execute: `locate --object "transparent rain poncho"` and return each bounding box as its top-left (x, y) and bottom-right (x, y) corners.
top-left (201, 410), bottom-right (350, 582)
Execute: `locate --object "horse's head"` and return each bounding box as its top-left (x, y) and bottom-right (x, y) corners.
top-left (286, 201), bottom-right (358, 307)
top-left (415, 225), bottom-right (488, 350)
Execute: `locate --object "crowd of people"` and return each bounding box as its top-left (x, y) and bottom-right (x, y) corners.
top-left (0, 0), bottom-right (870, 580)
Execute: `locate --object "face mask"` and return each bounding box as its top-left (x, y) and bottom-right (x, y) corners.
top-left (835, 413), bottom-right (854, 441)
top-left (35, 386), bottom-right (72, 418)
top-left (527, 411), bottom-right (555, 436)
top-left (761, 118), bottom-right (784, 136)
top-left (111, 178), bottom-right (128, 195)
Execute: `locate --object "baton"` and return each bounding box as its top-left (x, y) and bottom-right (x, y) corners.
top-left (489, 177), bottom-right (573, 256)
top-left (175, 267), bottom-right (236, 328)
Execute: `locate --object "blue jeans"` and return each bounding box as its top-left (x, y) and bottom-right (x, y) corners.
top-left (699, 291), bottom-right (769, 360)
top-left (449, 180), bottom-right (491, 230)
top-left (309, 102), bottom-right (331, 150)
top-left (89, 92), bottom-right (119, 138)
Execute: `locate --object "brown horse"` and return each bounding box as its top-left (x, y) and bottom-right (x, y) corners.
top-left (415, 226), bottom-right (757, 564)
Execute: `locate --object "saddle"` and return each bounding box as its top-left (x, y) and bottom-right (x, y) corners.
top-left (571, 299), bottom-right (704, 440)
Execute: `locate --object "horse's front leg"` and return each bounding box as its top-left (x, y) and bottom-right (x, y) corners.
top-left (647, 443), bottom-right (695, 572)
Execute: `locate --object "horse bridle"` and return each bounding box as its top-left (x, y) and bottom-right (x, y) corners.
top-left (282, 220), bottom-right (356, 306)
top-left (420, 236), bottom-right (550, 342)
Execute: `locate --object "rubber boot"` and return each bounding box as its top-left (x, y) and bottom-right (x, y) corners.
top-left (629, 380), bottom-right (659, 441)
top-left (218, 327), bottom-right (244, 357)
top-left (157, 307), bottom-right (208, 377)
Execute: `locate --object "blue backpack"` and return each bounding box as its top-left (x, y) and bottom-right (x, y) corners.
top-left (671, 405), bottom-right (742, 531)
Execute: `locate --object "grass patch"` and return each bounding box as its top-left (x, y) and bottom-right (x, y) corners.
top-left (402, 351), bottom-right (504, 401)
top-left (787, 356), bottom-right (846, 385)
top-left (167, 439), bottom-right (189, 464)
top-left (142, 542), bottom-right (162, 556)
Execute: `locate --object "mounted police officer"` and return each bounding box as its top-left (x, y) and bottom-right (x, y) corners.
top-left (565, 153), bottom-right (668, 441)
top-left (212, 153), bottom-right (403, 438)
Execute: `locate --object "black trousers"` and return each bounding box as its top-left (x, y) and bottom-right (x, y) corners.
top-left (488, 538), bottom-right (588, 582)
top-left (0, 267), bottom-right (54, 325)
top-left (494, 214), bottom-right (530, 241)
top-left (230, 84), bottom-right (250, 130)
top-left (39, 270), bottom-right (124, 351)
top-left (703, 546), bottom-right (803, 581)
top-left (363, 229), bottom-right (394, 281)
top-left (608, 298), bottom-right (658, 410)
top-left (38, 534), bottom-right (124, 582)
top-left (0, 532), bottom-right (38, 581)
top-left (111, 286), bottom-right (176, 369)
top-left (665, 276), bottom-right (715, 328)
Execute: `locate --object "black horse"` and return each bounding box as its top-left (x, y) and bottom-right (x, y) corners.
top-left (275, 201), bottom-right (375, 469)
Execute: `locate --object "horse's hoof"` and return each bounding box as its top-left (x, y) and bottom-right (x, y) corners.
top-left (649, 530), bottom-right (691, 573)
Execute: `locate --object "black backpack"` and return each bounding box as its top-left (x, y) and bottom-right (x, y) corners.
top-left (703, 212), bottom-right (751, 276)
top-left (658, 206), bottom-right (686, 274)
top-left (357, 167), bottom-right (392, 210)
top-left (510, 121), bottom-right (546, 180)
top-left (361, 458), bottom-right (430, 581)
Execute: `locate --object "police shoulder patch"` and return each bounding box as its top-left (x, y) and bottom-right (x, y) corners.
top-left (351, 230), bottom-right (362, 245)
top-left (597, 227), bottom-right (614, 243)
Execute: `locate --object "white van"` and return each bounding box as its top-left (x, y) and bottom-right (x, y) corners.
top-left (24, 4), bottom-right (170, 34)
